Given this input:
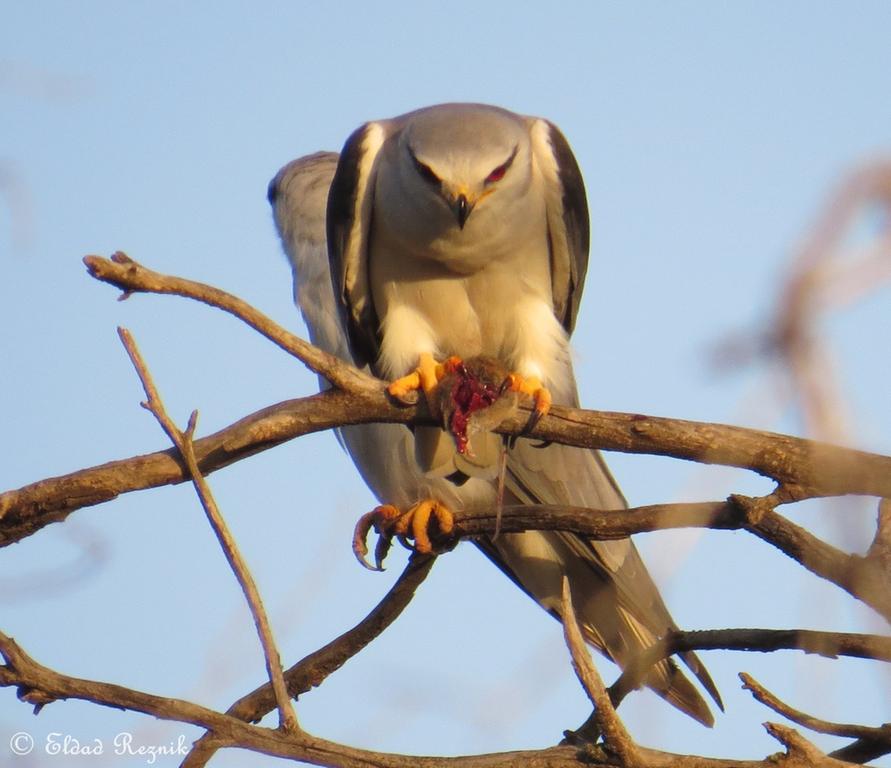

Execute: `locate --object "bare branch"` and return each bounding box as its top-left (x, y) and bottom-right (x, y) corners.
top-left (560, 577), bottom-right (641, 766)
top-left (83, 251), bottom-right (373, 392)
top-left (762, 723), bottom-right (852, 767)
top-left (742, 672), bottom-right (891, 746)
top-left (2, 627), bottom-right (852, 768)
top-left (117, 327), bottom-right (298, 732)
top-left (0, 388), bottom-right (374, 545)
top-left (2, 628), bottom-right (593, 768)
top-left (183, 553), bottom-right (436, 768)
top-left (540, 406), bottom-right (891, 500)
top-left (453, 498), bottom-right (891, 623)
top-left (79, 253), bottom-right (891, 493)
top-left (866, 497), bottom-right (891, 573)
top-left (4, 451), bottom-right (891, 621)
top-left (771, 161), bottom-right (891, 443)
top-left (610, 628), bottom-right (891, 708)
top-left (5, 418), bottom-right (891, 618)
top-left (5, 380), bottom-right (891, 550)
top-left (830, 733), bottom-right (891, 764)
top-left (747, 506), bottom-right (891, 622)
top-left (452, 501), bottom-right (738, 539)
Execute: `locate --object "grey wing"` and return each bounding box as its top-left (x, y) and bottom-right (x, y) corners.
top-left (269, 151), bottom-right (424, 504)
top-left (268, 152), bottom-right (352, 367)
top-left (529, 118), bottom-right (589, 336)
top-left (492, 440), bottom-right (722, 725)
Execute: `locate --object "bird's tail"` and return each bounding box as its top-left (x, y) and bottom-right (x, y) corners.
top-left (639, 650), bottom-right (722, 727)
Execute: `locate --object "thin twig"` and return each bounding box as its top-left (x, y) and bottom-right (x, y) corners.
top-left (741, 672), bottom-right (891, 743)
top-left (84, 252), bottom-right (373, 392)
top-left (609, 628), bottom-right (891, 708)
top-left (117, 327), bottom-right (298, 733)
top-left (762, 723), bottom-right (848, 767)
top-left (771, 161), bottom-right (891, 444)
top-left (0, 387), bottom-right (381, 546)
top-left (746, 507), bottom-right (891, 622)
top-left (182, 553), bottom-right (435, 768)
top-left (831, 733), bottom-right (891, 764)
top-left (866, 497), bottom-right (891, 574)
top-left (560, 577), bottom-right (641, 766)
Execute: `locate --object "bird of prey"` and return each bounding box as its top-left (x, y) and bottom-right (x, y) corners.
top-left (268, 103), bottom-right (722, 726)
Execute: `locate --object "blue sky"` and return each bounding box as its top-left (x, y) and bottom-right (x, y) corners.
top-left (3, 3), bottom-right (890, 766)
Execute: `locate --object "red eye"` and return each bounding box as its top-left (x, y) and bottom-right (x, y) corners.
top-left (485, 164), bottom-right (507, 184)
top-left (485, 146), bottom-right (518, 185)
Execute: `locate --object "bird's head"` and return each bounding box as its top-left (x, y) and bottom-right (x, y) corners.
top-left (397, 104), bottom-right (531, 231)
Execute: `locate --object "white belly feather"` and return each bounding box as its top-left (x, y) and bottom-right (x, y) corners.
top-left (370, 228), bottom-right (574, 404)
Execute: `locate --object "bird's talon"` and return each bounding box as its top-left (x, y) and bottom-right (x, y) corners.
top-left (387, 372), bottom-right (423, 403)
top-left (431, 501), bottom-right (455, 536)
top-left (387, 353), bottom-right (464, 404)
top-left (410, 500), bottom-right (434, 552)
top-left (526, 407), bottom-right (545, 434)
top-left (352, 504), bottom-right (400, 570)
top-left (532, 386), bottom-right (552, 418)
top-left (506, 374), bottom-right (551, 431)
top-left (351, 500), bottom-right (454, 568)
top-left (353, 531), bottom-right (382, 572)
top-left (439, 355), bottom-right (464, 377)
top-left (374, 533), bottom-right (393, 571)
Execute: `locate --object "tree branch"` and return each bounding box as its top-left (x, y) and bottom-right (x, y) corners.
top-left (761, 723), bottom-right (853, 767)
top-left (560, 577), bottom-right (642, 766)
top-left (745, 505), bottom-right (891, 622)
top-left (0, 388), bottom-right (377, 546)
top-left (84, 251), bottom-right (372, 392)
top-left (5, 377), bottom-right (891, 550)
top-left (117, 326), bottom-right (298, 732)
top-left (609, 628), bottom-right (891, 709)
top-left (830, 733), bottom-right (891, 764)
top-left (183, 553), bottom-right (436, 768)
top-left (5, 462), bottom-right (891, 621)
top-left (741, 672), bottom-right (891, 746)
top-left (0, 628), bottom-right (830, 767)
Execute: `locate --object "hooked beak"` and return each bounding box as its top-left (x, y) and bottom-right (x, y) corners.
top-left (450, 193), bottom-right (474, 229)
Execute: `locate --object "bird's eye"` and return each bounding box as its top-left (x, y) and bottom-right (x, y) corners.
top-left (485, 164), bottom-right (508, 184)
top-left (485, 148), bottom-right (517, 185)
top-left (413, 157), bottom-right (440, 185)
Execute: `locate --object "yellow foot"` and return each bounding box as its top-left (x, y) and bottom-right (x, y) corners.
top-left (352, 500), bottom-right (455, 571)
top-left (506, 373), bottom-right (552, 429)
top-left (387, 353), bottom-right (463, 404)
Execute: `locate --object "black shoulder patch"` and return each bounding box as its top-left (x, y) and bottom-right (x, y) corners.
top-left (326, 124), bottom-right (381, 368)
top-left (266, 175), bottom-right (280, 205)
top-left (326, 124), bottom-right (369, 267)
top-left (546, 121), bottom-right (590, 334)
